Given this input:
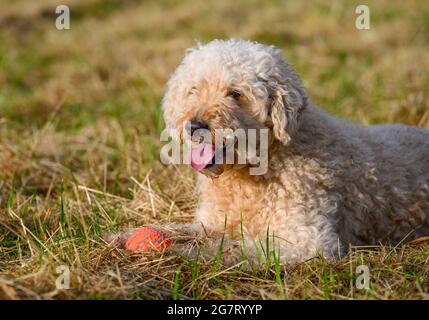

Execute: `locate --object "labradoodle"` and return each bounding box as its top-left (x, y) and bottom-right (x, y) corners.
top-left (120, 39), bottom-right (429, 266)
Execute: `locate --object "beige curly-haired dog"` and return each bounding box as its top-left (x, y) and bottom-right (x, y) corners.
top-left (111, 39), bottom-right (429, 266)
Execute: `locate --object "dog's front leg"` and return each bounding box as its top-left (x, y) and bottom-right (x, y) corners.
top-left (163, 222), bottom-right (204, 237)
top-left (198, 234), bottom-right (342, 268)
top-left (103, 223), bottom-right (200, 249)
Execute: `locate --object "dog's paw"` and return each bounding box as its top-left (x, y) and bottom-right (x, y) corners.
top-left (103, 228), bottom-right (138, 248)
top-left (163, 223), bottom-right (204, 240)
top-left (103, 224), bottom-right (198, 250)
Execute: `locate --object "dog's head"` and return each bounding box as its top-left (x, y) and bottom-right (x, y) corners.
top-left (162, 39), bottom-right (308, 177)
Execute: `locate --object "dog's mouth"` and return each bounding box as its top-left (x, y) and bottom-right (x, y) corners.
top-left (187, 143), bottom-right (217, 172)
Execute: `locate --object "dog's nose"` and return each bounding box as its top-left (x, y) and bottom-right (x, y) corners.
top-left (187, 119), bottom-right (209, 136)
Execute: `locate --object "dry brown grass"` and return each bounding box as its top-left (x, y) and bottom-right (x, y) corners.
top-left (0, 0), bottom-right (429, 299)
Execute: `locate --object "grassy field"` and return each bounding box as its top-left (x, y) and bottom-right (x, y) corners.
top-left (1, 0), bottom-right (429, 300)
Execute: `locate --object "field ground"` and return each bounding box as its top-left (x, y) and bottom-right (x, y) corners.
top-left (0, 0), bottom-right (429, 299)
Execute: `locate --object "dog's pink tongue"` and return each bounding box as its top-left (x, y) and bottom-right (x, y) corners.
top-left (188, 144), bottom-right (216, 171)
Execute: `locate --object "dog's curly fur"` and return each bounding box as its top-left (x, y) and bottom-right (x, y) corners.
top-left (161, 39), bottom-right (429, 265)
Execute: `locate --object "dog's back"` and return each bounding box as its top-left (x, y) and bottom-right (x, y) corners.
top-left (368, 124), bottom-right (429, 180)
top-left (351, 123), bottom-right (429, 243)
top-left (300, 107), bottom-right (429, 244)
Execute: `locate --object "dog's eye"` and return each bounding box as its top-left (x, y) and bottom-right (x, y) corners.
top-left (227, 90), bottom-right (241, 99)
top-left (188, 87), bottom-right (197, 95)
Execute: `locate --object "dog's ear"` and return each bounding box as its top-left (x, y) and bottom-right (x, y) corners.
top-left (269, 76), bottom-right (307, 145)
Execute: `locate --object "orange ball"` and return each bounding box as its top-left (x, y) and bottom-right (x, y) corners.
top-left (124, 227), bottom-right (172, 252)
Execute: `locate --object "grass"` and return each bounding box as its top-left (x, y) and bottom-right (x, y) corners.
top-left (0, 0), bottom-right (429, 299)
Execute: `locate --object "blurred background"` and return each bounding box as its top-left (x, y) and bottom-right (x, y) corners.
top-left (0, 0), bottom-right (428, 299)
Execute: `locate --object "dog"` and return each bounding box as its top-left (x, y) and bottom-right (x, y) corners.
top-left (157, 39), bottom-right (429, 265)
